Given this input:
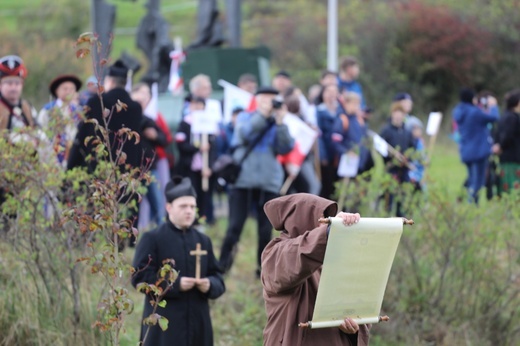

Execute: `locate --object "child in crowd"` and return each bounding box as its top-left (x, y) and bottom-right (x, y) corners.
top-left (380, 103), bottom-right (416, 216)
top-left (406, 116), bottom-right (426, 190)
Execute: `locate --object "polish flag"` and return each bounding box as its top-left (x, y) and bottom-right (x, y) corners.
top-left (278, 113), bottom-right (318, 176)
top-left (218, 79), bottom-right (255, 123)
top-left (168, 49), bottom-right (185, 95)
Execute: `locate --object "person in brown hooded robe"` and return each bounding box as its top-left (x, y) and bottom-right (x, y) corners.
top-left (261, 193), bottom-right (371, 346)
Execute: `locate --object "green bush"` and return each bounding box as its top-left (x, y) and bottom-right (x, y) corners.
top-left (337, 168), bottom-right (520, 345)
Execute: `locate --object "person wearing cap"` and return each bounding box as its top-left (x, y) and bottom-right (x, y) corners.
top-left (452, 88), bottom-right (499, 203)
top-left (132, 176), bottom-right (225, 346)
top-left (68, 60), bottom-right (144, 172)
top-left (392, 92), bottom-right (415, 131)
top-left (0, 55), bottom-right (37, 130)
top-left (37, 74), bottom-right (83, 168)
top-left (68, 60), bottom-right (145, 247)
top-left (219, 86), bottom-right (294, 277)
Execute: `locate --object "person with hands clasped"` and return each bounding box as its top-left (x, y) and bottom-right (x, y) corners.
top-left (261, 193), bottom-right (370, 346)
top-left (132, 176), bottom-right (225, 346)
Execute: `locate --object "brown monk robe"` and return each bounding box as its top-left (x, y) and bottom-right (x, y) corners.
top-left (261, 193), bottom-right (370, 346)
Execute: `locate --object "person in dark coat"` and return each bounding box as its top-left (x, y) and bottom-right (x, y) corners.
top-left (493, 90), bottom-right (520, 193)
top-left (67, 60), bottom-right (145, 246)
top-left (67, 60), bottom-right (144, 172)
top-left (175, 96), bottom-right (219, 225)
top-left (132, 176), bottom-right (225, 346)
top-left (379, 103), bottom-right (416, 216)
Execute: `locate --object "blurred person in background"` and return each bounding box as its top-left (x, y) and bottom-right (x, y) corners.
top-left (493, 90), bottom-right (520, 194)
top-left (452, 88), bottom-right (499, 203)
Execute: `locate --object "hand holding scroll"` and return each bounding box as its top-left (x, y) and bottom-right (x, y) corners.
top-left (335, 212), bottom-right (360, 226)
top-left (339, 318), bottom-right (360, 334)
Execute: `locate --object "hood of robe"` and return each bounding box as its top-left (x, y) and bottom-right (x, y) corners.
top-left (264, 193), bottom-right (338, 238)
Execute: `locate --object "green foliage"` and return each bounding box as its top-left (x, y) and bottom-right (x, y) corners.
top-left (336, 157), bottom-right (520, 345)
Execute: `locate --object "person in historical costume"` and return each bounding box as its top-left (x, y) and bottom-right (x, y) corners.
top-left (132, 176), bottom-right (225, 346)
top-left (0, 55), bottom-right (41, 210)
top-left (261, 193), bottom-right (370, 346)
top-left (37, 74), bottom-right (83, 168)
top-left (0, 55), bottom-right (37, 131)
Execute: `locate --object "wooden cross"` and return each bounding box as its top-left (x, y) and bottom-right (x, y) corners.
top-left (190, 243), bottom-right (207, 279)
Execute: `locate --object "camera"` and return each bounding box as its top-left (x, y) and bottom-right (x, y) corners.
top-left (272, 95), bottom-right (284, 110)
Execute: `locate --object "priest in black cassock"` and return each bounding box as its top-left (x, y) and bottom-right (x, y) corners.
top-left (132, 176), bottom-right (226, 346)
top-left (67, 60), bottom-right (144, 172)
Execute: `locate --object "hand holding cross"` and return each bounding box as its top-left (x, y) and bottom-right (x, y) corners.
top-left (190, 243), bottom-right (208, 280)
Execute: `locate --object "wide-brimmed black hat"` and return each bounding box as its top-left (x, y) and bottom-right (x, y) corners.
top-left (107, 59), bottom-right (129, 78)
top-left (165, 176), bottom-right (197, 203)
top-left (49, 74), bottom-right (82, 98)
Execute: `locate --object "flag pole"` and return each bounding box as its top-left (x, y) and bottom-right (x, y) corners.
top-left (327, 0), bottom-right (338, 72)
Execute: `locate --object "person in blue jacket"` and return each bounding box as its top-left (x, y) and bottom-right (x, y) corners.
top-left (337, 56), bottom-right (365, 108)
top-left (452, 88), bottom-right (499, 203)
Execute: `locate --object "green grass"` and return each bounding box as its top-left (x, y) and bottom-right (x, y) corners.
top-left (118, 139), bottom-right (465, 346)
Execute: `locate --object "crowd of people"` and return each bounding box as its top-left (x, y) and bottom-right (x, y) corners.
top-left (1, 52), bottom-right (520, 345)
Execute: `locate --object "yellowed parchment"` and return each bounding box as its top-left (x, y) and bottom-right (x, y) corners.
top-left (311, 217), bottom-right (403, 327)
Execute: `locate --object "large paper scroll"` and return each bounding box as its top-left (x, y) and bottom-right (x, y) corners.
top-left (308, 217), bottom-right (403, 329)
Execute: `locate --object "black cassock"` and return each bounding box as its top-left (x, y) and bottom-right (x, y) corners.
top-left (132, 221), bottom-right (226, 346)
top-left (67, 87), bottom-right (144, 171)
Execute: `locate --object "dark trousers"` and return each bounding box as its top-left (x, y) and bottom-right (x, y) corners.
top-left (465, 158), bottom-right (488, 203)
top-left (219, 188), bottom-right (277, 273)
top-left (320, 164), bottom-right (338, 200)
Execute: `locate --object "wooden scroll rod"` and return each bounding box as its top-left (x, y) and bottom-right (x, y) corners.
top-left (318, 217), bottom-right (414, 226)
top-left (298, 315), bottom-right (390, 329)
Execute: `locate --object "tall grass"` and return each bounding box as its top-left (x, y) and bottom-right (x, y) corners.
top-left (3, 141), bottom-right (519, 345)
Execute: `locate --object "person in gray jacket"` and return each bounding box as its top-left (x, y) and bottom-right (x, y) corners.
top-left (219, 87), bottom-right (294, 277)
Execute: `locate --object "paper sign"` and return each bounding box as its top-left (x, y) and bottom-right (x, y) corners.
top-left (190, 110), bottom-right (219, 135)
top-left (311, 217), bottom-right (403, 327)
top-left (337, 152), bottom-right (360, 178)
top-left (372, 134), bottom-right (389, 157)
top-left (426, 112), bottom-right (442, 136)
top-left (205, 98), bottom-right (223, 123)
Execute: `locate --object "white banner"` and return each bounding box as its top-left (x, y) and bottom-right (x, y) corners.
top-left (218, 79), bottom-right (253, 123)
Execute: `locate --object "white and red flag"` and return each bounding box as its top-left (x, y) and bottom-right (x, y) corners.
top-left (278, 113), bottom-right (318, 176)
top-left (218, 79), bottom-right (255, 123)
top-left (168, 48), bottom-right (185, 95)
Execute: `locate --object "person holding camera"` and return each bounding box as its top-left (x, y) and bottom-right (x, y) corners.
top-left (452, 88), bottom-right (499, 203)
top-left (219, 86), bottom-right (294, 278)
